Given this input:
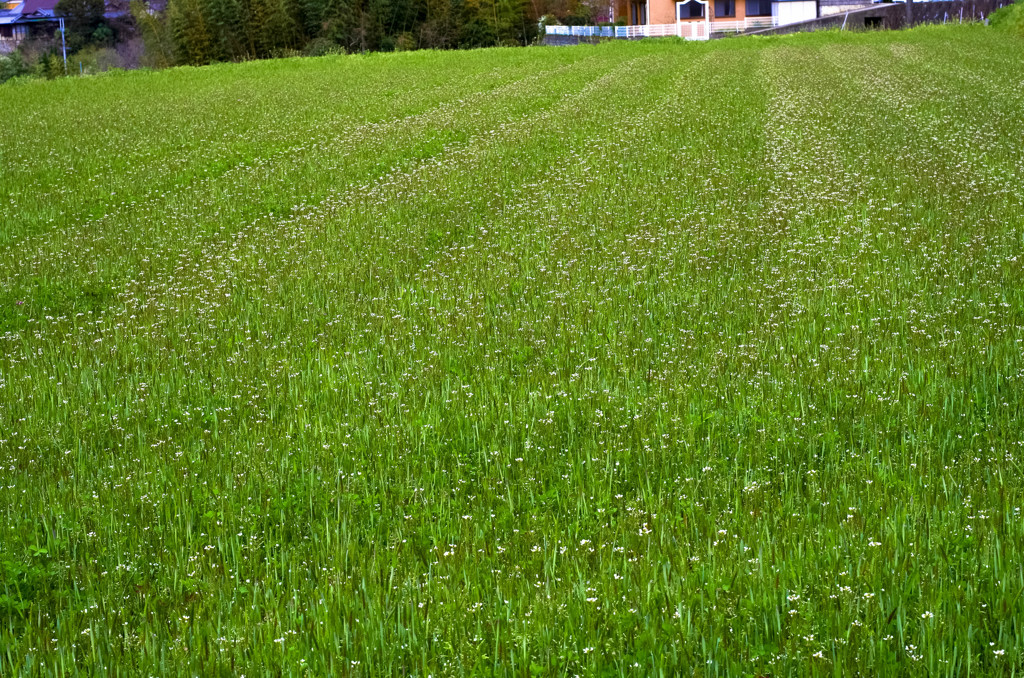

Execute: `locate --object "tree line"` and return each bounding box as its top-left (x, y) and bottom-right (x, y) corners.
top-left (2, 0), bottom-right (602, 81)
top-left (133, 0), bottom-right (548, 66)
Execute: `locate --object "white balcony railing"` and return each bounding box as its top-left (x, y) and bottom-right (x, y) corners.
top-left (617, 22), bottom-right (685, 37)
top-left (717, 16), bottom-right (778, 31)
top-left (544, 25), bottom-right (616, 36)
top-left (544, 16), bottom-right (781, 41)
top-left (709, 16), bottom-right (778, 32)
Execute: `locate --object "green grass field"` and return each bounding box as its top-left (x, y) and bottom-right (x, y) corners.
top-left (2, 24), bottom-right (1024, 676)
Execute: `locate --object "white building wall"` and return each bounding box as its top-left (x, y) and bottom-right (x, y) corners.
top-left (818, 2), bottom-right (872, 15)
top-left (773, 0), bottom-right (818, 23)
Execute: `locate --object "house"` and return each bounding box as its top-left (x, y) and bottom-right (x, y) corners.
top-left (0, 0), bottom-right (61, 52)
top-left (609, 0), bottom-right (820, 37)
top-left (0, 1), bottom-right (30, 52)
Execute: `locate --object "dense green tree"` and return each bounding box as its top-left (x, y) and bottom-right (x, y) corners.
top-left (458, 0), bottom-right (497, 48)
top-left (206, 0), bottom-right (248, 60)
top-left (419, 0), bottom-right (458, 48)
top-left (478, 0), bottom-right (531, 44)
top-left (259, 0), bottom-right (302, 53)
top-left (0, 51), bottom-right (29, 84)
top-left (238, 0), bottom-right (302, 56)
top-left (55, 0), bottom-right (107, 51)
top-left (168, 0), bottom-right (218, 64)
top-left (299, 0), bottom-right (347, 36)
top-left (130, 0), bottom-right (176, 67)
top-left (152, 0), bottom-right (537, 65)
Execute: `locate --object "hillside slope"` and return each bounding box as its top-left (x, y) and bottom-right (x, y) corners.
top-left (1, 26), bottom-right (1024, 676)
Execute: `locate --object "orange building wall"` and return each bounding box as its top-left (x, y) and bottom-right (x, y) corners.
top-left (616, 0), bottom-right (755, 26)
top-left (650, 0), bottom-right (678, 24)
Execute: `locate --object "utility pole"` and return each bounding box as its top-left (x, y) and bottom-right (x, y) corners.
top-left (905, 0), bottom-right (913, 28)
top-left (59, 16), bottom-right (67, 74)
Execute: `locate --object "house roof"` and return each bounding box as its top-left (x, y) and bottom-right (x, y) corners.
top-left (20, 0), bottom-right (58, 14)
top-left (12, 0), bottom-right (128, 22)
top-left (9, 0), bottom-right (59, 23)
top-left (0, 0), bottom-right (24, 20)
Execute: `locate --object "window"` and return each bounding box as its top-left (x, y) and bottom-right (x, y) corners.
top-left (679, 1), bottom-right (705, 18)
top-left (631, 2), bottom-right (647, 24)
top-left (745, 0), bottom-right (772, 15)
top-left (715, 0), bottom-right (735, 16)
